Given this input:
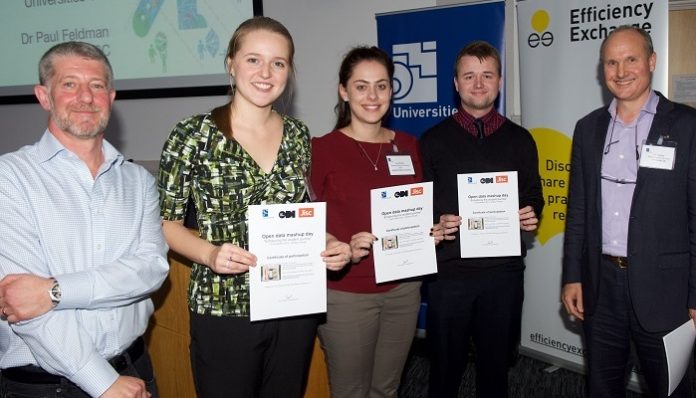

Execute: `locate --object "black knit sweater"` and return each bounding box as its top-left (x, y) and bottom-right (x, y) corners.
top-left (420, 116), bottom-right (545, 276)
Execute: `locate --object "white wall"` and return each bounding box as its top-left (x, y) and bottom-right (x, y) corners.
top-left (265, 0), bottom-right (436, 135)
top-left (3, 0), bottom-right (688, 159)
top-left (0, 0), bottom-right (435, 160)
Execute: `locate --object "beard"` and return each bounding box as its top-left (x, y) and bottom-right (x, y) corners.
top-left (49, 100), bottom-right (110, 139)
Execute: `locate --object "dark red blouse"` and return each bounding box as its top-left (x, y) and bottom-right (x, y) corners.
top-left (311, 130), bottom-right (423, 293)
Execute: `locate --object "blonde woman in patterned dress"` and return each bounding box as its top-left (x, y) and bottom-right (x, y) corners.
top-left (157, 17), bottom-right (350, 398)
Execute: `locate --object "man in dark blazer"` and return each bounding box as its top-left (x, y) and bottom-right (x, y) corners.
top-left (561, 25), bottom-right (696, 398)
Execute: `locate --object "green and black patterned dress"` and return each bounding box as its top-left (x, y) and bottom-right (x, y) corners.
top-left (158, 112), bottom-right (310, 317)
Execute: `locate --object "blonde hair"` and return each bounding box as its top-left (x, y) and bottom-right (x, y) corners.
top-left (212, 16), bottom-right (296, 137)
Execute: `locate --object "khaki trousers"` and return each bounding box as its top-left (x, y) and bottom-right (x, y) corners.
top-left (318, 281), bottom-right (421, 398)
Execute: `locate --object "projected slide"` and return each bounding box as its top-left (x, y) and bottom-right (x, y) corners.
top-left (0, 0), bottom-right (254, 96)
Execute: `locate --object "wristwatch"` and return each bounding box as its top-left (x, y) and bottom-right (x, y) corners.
top-left (48, 278), bottom-right (61, 307)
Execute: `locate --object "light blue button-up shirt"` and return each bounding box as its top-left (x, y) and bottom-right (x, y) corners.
top-left (0, 130), bottom-right (169, 397)
top-left (601, 90), bottom-right (659, 256)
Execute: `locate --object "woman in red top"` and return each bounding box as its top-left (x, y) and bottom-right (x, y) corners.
top-left (311, 46), bottom-right (444, 398)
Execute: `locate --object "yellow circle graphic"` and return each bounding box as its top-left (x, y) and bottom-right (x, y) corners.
top-left (530, 127), bottom-right (571, 245)
top-left (531, 10), bottom-right (550, 33)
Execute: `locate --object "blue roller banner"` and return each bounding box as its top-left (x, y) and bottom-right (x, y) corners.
top-left (376, 1), bottom-right (505, 137)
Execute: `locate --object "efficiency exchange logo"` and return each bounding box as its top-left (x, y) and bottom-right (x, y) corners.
top-left (527, 9), bottom-right (554, 48)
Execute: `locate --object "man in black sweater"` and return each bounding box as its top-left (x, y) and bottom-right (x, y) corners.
top-left (420, 41), bottom-right (544, 398)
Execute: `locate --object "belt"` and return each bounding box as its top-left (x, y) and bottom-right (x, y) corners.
top-left (1, 337), bottom-right (145, 385)
top-left (603, 254), bottom-right (628, 268)
top-left (107, 336), bottom-right (145, 373)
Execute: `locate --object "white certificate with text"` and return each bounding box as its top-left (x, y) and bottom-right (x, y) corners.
top-left (663, 319), bottom-right (696, 396)
top-left (248, 202), bottom-right (326, 321)
top-left (457, 171), bottom-right (520, 258)
top-left (371, 182), bottom-right (437, 283)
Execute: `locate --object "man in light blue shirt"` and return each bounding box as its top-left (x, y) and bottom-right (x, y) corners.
top-left (0, 42), bottom-right (169, 398)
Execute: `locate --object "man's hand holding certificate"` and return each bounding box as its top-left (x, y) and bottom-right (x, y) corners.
top-left (370, 182), bottom-right (437, 283)
top-left (457, 171), bottom-right (520, 258)
top-left (248, 202), bottom-right (326, 321)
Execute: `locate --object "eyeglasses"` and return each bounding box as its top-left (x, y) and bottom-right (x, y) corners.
top-left (600, 172), bottom-right (636, 185)
top-left (602, 118), bottom-right (639, 185)
top-left (603, 118), bottom-right (639, 160)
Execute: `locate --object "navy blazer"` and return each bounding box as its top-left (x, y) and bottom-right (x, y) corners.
top-left (563, 91), bottom-right (696, 333)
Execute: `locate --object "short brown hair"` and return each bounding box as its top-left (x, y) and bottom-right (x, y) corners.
top-left (38, 41), bottom-right (113, 88)
top-left (453, 41), bottom-right (501, 77)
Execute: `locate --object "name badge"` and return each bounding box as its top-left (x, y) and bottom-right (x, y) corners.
top-left (639, 141), bottom-right (676, 170)
top-left (386, 155), bottom-right (415, 175)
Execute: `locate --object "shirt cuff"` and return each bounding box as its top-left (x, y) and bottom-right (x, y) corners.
top-left (69, 352), bottom-right (119, 398)
top-left (54, 271), bottom-right (92, 309)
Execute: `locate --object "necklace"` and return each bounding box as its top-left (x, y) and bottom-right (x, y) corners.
top-left (356, 141), bottom-right (383, 171)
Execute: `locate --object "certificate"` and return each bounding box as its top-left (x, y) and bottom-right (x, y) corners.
top-left (248, 202), bottom-right (326, 321)
top-left (457, 171), bottom-right (520, 258)
top-left (663, 320), bottom-right (696, 396)
top-left (370, 182), bottom-right (437, 283)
